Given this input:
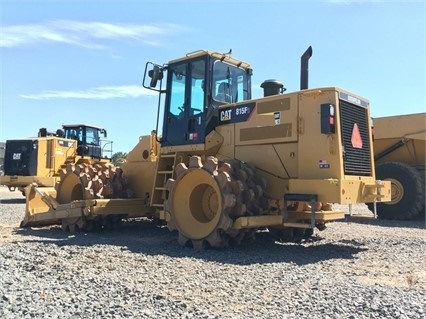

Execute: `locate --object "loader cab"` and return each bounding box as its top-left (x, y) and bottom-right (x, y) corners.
top-left (144, 50), bottom-right (252, 146)
top-left (62, 124), bottom-right (107, 158)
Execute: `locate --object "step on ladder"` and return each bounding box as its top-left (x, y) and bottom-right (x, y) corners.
top-left (150, 153), bottom-right (176, 209)
top-left (283, 193), bottom-right (318, 228)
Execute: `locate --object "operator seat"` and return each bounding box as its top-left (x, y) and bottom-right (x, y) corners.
top-left (215, 83), bottom-right (232, 103)
top-left (69, 130), bottom-right (78, 140)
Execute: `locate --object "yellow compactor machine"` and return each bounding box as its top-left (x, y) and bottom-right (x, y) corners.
top-left (1, 124), bottom-right (111, 195)
top-left (23, 47), bottom-right (391, 248)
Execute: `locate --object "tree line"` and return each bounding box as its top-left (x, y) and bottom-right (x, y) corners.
top-left (111, 152), bottom-right (127, 167)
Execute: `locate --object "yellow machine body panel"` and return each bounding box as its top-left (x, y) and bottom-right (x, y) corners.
top-left (120, 133), bottom-right (159, 200)
top-left (215, 87), bottom-right (390, 204)
top-left (37, 137), bottom-right (76, 175)
top-left (0, 136), bottom-right (76, 191)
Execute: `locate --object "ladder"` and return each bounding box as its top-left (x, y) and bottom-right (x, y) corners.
top-left (150, 153), bottom-right (176, 208)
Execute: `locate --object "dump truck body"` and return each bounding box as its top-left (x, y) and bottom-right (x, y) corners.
top-left (374, 113), bottom-right (425, 167)
top-left (369, 112), bottom-right (425, 220)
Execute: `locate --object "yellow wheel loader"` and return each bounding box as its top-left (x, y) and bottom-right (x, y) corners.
top-left (23, 47), bottom-right (391, 248)
top-left (368, 113), bottom-right (425, 220)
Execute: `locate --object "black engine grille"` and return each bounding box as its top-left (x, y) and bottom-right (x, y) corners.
top-left (339, 100), bottom-right (372, 176)
top-left (4, 140), bottom-right (37, 176)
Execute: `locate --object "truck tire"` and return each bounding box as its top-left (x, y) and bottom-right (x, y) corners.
top-left (368, 162), bottom-right (425, 220)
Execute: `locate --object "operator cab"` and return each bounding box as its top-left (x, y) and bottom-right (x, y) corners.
top-left (144, 50), bottom-right (253, 146)
top-left (62, 124), bottom-right (107, 158)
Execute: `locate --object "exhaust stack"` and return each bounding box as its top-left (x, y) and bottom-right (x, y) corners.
top-left (300, 46), bottom-right (313, 90)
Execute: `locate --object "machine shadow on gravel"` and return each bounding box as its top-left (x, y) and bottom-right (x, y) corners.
top-left (14, 221), bottom-right (368, 266)
top-left (340, 218), bottom-right (426, 230)
top-left (0, 198), bottom-right (26, 204)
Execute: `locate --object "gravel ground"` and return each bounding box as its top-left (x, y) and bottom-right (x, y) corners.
top-left (0, 186), bottom-right (425, 319)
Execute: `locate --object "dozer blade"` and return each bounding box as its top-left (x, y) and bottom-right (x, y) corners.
top-left (22, 183), bottom-right (157, 229)
top-left (22, 183), bottom-right (60, 227)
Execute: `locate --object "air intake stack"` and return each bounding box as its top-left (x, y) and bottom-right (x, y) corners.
top-left (260, 79), bottom-right (285, 97)
top-left (300, 46), bottom-right (313, 90)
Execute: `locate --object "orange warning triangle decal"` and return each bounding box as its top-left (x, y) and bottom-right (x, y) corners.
top-left (351, 123), bottom-right (363, 149)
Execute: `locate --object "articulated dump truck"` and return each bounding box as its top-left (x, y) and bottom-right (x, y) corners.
top-left (23, 47), bottom-right (391, 249)
top-left (368, 112), bottom-right (425, 220)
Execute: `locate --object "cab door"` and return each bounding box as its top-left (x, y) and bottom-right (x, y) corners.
top-left (162, 59), bottom-right (206, 146)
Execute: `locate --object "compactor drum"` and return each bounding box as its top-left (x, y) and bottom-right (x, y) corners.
top-left (165, 156), bottom-right (268, 248)
top-left (55, 162), bottom-right (130, 204)
top-left (51, 162), bottom-right (132, 231)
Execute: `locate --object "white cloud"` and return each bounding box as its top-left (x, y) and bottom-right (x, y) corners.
top-left (1, 20), bottom-right (188, 49)
top-left (20, 85), bottom-right (157, 100)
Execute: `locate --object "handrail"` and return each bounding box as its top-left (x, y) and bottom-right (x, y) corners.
top-left (101, 140), bottom-right (113, 159)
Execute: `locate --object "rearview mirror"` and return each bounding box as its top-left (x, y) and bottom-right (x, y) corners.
top-left (148, 65), bottom-right (163, 88)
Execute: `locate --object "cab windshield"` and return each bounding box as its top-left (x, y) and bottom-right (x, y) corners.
top-left (213, 61), bottom-right (249, 104)
top-left (64, 126), bottom-right (100, 146)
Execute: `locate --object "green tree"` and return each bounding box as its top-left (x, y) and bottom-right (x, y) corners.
top-left (111, 152), bottom-right (128, 167)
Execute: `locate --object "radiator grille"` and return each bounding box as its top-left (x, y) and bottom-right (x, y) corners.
top-left (339, 100), bottom-right (372, 176)
top-left (4, 140), bottom-right (37, 176)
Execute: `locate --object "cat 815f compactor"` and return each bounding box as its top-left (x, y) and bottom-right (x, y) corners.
top-left (23, 47), bottom-right (391, 248)
top-left (1, 124), bottom-right (111, 195)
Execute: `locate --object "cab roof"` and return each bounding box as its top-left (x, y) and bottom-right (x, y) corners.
top-left (168, 49), bottom-right (251, 70)
top-left (62, 124), bottom-right (105, 130)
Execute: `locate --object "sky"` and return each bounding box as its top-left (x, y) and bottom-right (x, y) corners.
top-left (0, 0), bottom-right (425, 154)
